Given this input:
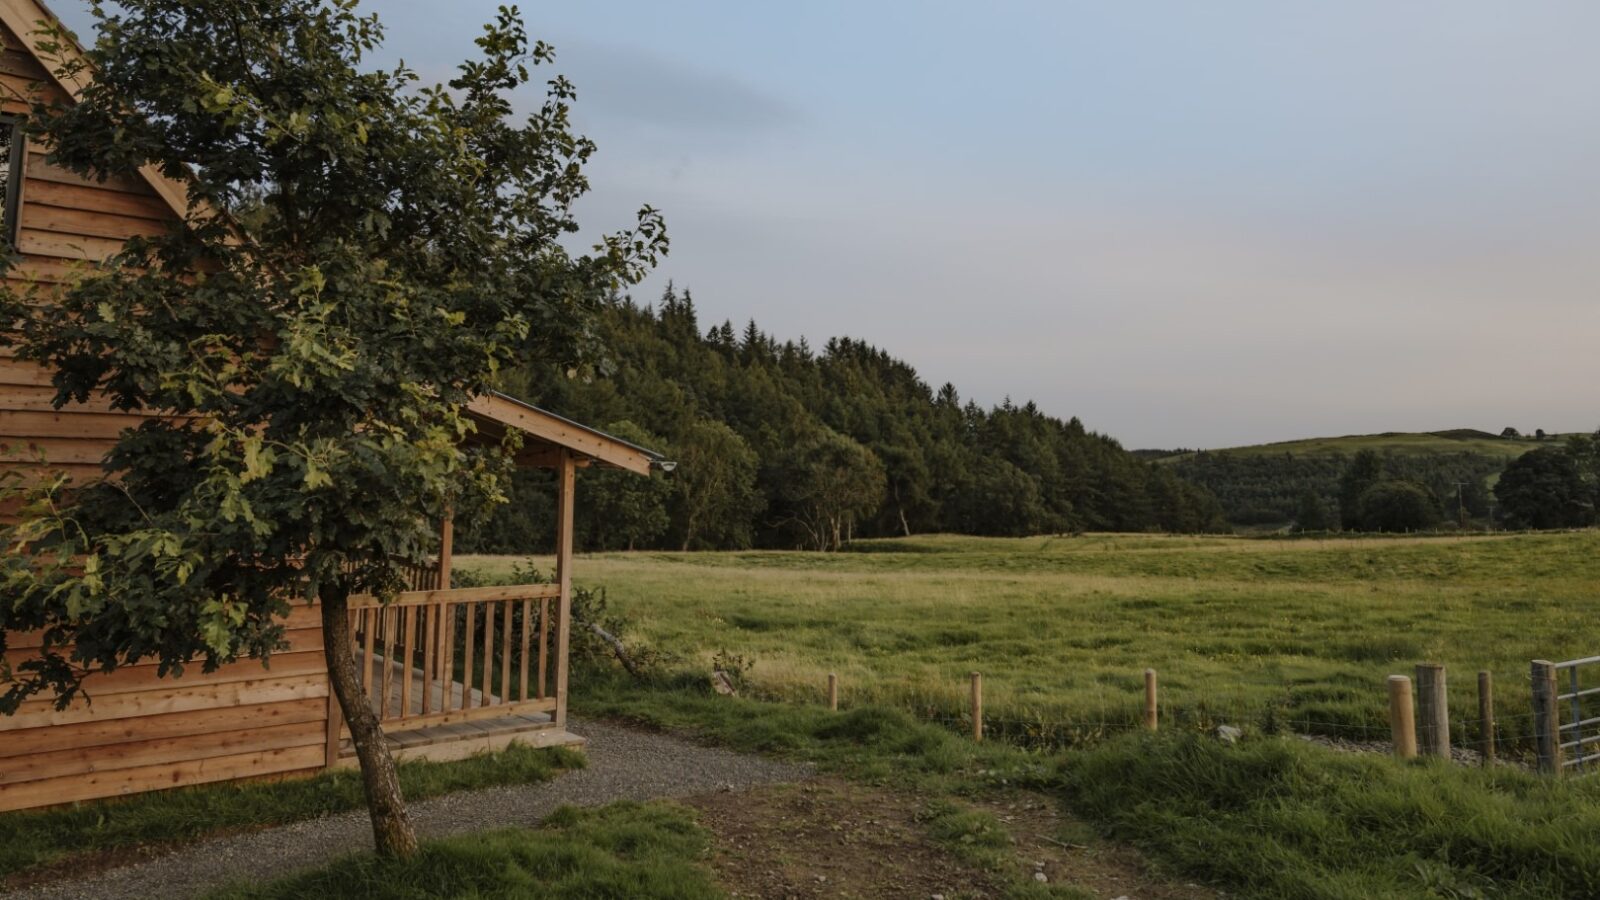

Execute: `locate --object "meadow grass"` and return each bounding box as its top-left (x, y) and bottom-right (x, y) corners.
top-left (462, 530), bottom-right (1600, 749)
top-left (0, 744), bottom-right (583, 880)
top-left (1061, 732), bottom-right (1600, 899)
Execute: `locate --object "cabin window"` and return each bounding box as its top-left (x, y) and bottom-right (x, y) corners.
top-left (0, 117), bottom-right (20, 247)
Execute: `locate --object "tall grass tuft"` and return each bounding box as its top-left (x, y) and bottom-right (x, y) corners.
top-left (1060, 732), bottom-right (1600, 899)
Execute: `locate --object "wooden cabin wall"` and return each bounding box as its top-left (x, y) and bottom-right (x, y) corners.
top-left (0, 605), bottom-right (330, 812)
top-left (0, 21), bottom-right (336, 813)
top-left (0, 20), bottom-right (180, 487)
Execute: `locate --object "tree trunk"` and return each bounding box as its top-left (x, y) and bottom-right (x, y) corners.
top-left (320, 587), bottom-right (419, 859)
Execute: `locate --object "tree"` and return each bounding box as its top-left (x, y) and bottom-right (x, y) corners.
top-left (1337, 450), bottom-right (1383, 530)
top-left (1501, 427), bottom-right (1521, 439)
top-left (1496, 448), bottom-right (1595, 529)
top-left (574, 421), bottom-right (672, 551)
top-left (0, 1), bottom-right (663, 858)
top-left (1355, 481), bottom-right (1441, 532)
top-left (672, 420), bottom-right (762, 550)
top-left (1293, 490), bottom-right (1332, 532)
top-left (774, 424), bottom-right (885, 550)
top-left (946, 457), bottom-right (1049, 536)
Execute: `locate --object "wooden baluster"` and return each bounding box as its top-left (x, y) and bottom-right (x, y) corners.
top-left (360, 606), bottom-right (376, 702)
top-left (501, 600), bottom-right (513, 707)
top-left (420, 603), bottom-right (435, 716)
top-left (460, 602), bottom-right (476, 712)
top-left (440, 602), bottom-right (455, 711)
top-left (519, 598), bottom-right (532, 702)
top-left (399, 606), bottom-right (417, 718)
top-left (538, 596), bottom-right (549, 700)
top-left (481, 599), bottom-right (495, 706)
top-left (379, 608), bottom-right (394, 720)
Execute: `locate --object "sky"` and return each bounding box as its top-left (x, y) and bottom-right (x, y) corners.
top-left (53, 1), bottom-right (1600, 449)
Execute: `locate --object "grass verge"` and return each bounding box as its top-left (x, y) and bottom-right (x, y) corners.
top-left (1062, 731), bottom-right (1600, 899)
top-left (581, 677), bottom-right (1600, 899)
top-left (205, 801), bottom-right (720, 900)
top-left (0, 743), bottom-right (583, 882)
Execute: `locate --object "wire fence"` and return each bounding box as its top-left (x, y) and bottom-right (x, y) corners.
top-left (795, 665), bottom-right (1572, 768)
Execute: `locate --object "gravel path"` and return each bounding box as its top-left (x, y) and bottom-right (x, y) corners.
top-left (4, 717), bottom-right (811, 900)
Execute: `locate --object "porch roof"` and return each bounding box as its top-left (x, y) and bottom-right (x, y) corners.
top-left (464, 392), bottom-right (664, 476)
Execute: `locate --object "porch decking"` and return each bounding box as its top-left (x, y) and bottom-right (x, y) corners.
top-left (335, 651), bottom-right (583, 765)
top-left (335, 713), bottom-right (584, 766)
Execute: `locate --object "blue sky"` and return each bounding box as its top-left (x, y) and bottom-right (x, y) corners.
top-left (53, 2), bottom-right (1600, 448)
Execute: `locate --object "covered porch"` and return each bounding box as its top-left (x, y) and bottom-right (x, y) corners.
top-left (327, 393), bottom-right (665, 765)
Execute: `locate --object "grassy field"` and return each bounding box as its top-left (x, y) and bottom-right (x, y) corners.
top-left (461, 530), bottom-right (1600, 748)
top-left (464, 530), bottom-right (1600, 898)
top-left (1151, 428), bottom-right (1561, 461)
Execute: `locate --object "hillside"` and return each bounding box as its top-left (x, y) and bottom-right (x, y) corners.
top-left (458, 286), bottom-right (1225, 554)
top-left (1151, 429), bottom-right (1562, 462)
top-left (1148, 429), bottom-right (1566, 527)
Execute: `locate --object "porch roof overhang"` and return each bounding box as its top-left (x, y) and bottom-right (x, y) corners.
top-left (465, 392), bottom-right (665, 477)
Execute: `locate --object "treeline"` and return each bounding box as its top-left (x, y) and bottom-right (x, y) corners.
top-left (1496, 436), bottom-right (1600, 529)
top-left (1167, 450), bottom-right (1500, 527)
top-left (458, 286), bottom-right (1224, 553)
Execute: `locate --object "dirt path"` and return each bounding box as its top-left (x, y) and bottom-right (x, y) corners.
top-left (2, 718), bottom-right (810, 900)
top-left (6, 719), bottom-right (1220, 900)
top-left (687, 779), bottom-right (1219, 900)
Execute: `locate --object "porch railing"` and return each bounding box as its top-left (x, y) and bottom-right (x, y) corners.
top-left (344, 584), bottom-right (563, 738)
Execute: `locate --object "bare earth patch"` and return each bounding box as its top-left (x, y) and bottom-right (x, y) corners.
top-left (971, 789), bottom-right (1219, 900)
top-left (685, 778), bottom-right (1219, 899)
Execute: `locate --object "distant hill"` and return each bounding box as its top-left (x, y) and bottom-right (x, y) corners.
top-left (1145, 429), bottom-right (1563, 464)
top-left (1147, 430), bottom-right (1570, 528)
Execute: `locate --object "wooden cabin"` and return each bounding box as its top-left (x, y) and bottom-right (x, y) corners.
top-left (0, 0), bottom-right (665, 813)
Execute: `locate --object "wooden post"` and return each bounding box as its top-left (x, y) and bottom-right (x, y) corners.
top-left (553, 451), bottom-right (576, 730)
top-left (1415, 663), bottom-right (1449, 758)
top-left (969, 671), bottom-right (983, 742)
top-left (437, 512), bottom-right (455, 706)
top-left (1387, 675), bottom-right (1417, 759)
top-left (827, 672), bottom-right (838, 711)
top-left (1478, 670), bottom-right (1495, 766)
top-left (1143, 668), bottom-right (1158, 731)
top-left (1532, 660), bottom-right (1561, 775)
top-left (438, 510), bottom-right (454, 589)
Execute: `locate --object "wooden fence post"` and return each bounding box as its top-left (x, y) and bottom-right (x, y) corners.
top-left (1532, 660), bottom-right (1561, 775)
top-left (1387, 675), bottom-right (1417, 759)
top-left (1478, 671), bottom-right (1495, 766)
top-left (1415, 663), bottom-right (1449, 758)
top-left (827, 672), bottom-right (838, 711)
top-left (1144, 668), bottom-right (1158, 731)
top-left (970, 671), bottom-right (983, 742)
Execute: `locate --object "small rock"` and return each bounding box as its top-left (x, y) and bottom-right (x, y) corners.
top-left (1034, 871), bottom-right (1048, 883)
top-left (711, 670), bottom-right (738, 696)
top-left (1214, 724), bottom-right (1243, 744)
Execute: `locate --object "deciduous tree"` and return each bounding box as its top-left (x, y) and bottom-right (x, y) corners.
top-left (1496, 447), bottom-right (1595, 529)
top-left (0, 0), bottom-right (662, 858)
